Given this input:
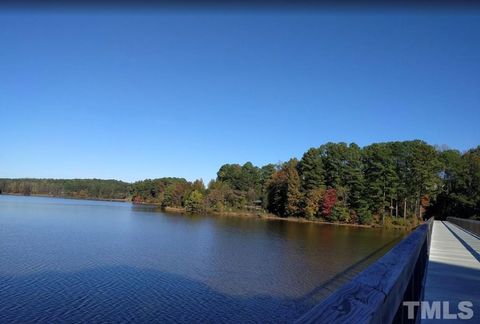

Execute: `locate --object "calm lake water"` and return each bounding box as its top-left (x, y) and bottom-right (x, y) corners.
top-left (0, 195), bottom-right (404, 323)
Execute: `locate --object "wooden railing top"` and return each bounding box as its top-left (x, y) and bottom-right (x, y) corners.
top-left (295, 218), bottom-right (434, 324)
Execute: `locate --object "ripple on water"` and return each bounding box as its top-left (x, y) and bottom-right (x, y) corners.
top-left (0, 195), bottom-right (404, 323)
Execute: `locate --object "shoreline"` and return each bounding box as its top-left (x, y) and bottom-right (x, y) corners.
top-left (164, 206), bottom-right (411, 230)
top-left (1, 193), bottom-right (412, 230)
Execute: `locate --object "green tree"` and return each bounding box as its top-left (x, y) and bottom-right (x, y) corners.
top-left (331, 205), bottom-right (350, 222)
top-left (217, 164), bottom-right (243, 190)
top-left (458, 147), bottom-right (480, 218)
top-left (192, 179), bottom-right (206, 193)
top-left (363, 144), bottom-right (399, 221)
top-left (259, 164), bottom-right (276, 208)
top-left (409, 141), bottom-right (442, 219)
top-left (285, 159), bottom-right (302, 216)
top-left (266, 160), bottom-right (302, 217)
top-left (319, 142), bottom-right (349, 188)
top-left (343, 143), bottom-right (366, 211)
top-left (298, 148), bottom-right (325, 193)
top-left (266, 167), bottom-right (288, 216)
top-left (185, 190), bottom-right (205, 213)
top-left (428, 149), bottom-right (465, 218)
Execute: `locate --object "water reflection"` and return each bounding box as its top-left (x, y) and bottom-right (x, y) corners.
top-left (0, 195), bottom-right (405, 322)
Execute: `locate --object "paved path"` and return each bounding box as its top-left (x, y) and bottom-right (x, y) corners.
top-left (422, 220), bottom-right (480, 322)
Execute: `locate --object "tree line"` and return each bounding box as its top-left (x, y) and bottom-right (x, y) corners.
top-left (0, 178), bottom-right (129, 200)
top-left (1, 140), bottom-right (479, 224)
top-left (130, 140), bottom-right (480, 224)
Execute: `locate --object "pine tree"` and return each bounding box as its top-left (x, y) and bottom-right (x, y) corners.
top-left (298, 148), bottom-right (325, 192)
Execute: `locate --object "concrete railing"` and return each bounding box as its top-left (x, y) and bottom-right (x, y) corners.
top-left (447, 217), bottom-right (480, 237)
top-left (295, 218), bottom-right (434, 324)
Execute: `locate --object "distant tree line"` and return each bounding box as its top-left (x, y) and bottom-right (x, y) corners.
top-left (0, 178), bottom-right (129, 200)
top-left (1, 140), bottom-right (479, 224)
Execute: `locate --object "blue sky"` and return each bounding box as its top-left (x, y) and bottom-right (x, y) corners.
top-left (1, 10), bottom-right (479, 183)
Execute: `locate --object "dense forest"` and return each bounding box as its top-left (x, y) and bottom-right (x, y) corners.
top-left (1, 140), bottom-right (479, 225)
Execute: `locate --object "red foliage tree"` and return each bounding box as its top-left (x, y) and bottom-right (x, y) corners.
top-left (322, 188), bottom-right (337, 219)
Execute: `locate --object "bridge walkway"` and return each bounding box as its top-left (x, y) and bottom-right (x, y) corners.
top-left (422, 220), bottom-right (480, 322)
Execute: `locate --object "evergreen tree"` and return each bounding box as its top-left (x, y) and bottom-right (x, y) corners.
top-left (319, 142), bottom-right (349, 188)
top-left (363, 144), bottom-right (399, 218)
top-left (409, 141), bottom-right (442, 219)
top-left (298, 148), bottom-right (325, 192)
top-left (343, 143), bottom-right (366, 211)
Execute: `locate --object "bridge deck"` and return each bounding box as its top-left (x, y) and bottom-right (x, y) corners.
top-left (422, 220), bottom-right (480, 322)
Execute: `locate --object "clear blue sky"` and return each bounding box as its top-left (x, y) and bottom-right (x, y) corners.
top-left (1, 10), bottom-right (479, 183)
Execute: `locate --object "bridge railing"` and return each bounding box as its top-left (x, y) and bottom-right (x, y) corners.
top-left (295, 217), bottom-right (434, 324)
top-left (446, 217), bottom-right (480, 237)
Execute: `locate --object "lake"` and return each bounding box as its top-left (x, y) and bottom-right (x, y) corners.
top-left (0, 195), bottom-right (404, 323)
